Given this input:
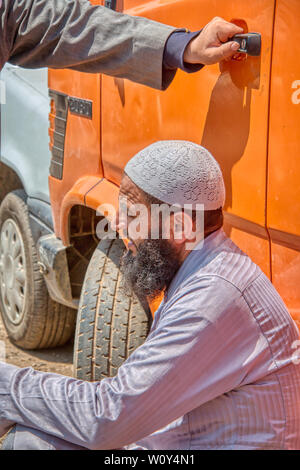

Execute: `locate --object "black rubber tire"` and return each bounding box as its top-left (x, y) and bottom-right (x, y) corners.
top-left (0, 190), bottom-right (77, 349)
top-left (74, 238), bottom-right (152, 381)
top-left (0, 162), bottom-right (22, 204)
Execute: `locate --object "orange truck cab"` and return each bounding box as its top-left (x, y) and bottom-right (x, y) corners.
top-left (0, 0), bottom-right (299, 381)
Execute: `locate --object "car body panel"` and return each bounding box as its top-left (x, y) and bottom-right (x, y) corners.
top-left (267, 0), bottom-right (300, 327)
top-left (48, 69), bottom-right (102, 236)
top-left (0, 65), bottom-right (50, 202)
top-left (101, 0), bottom-right (275, 276)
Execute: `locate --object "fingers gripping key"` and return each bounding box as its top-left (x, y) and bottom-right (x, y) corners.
top-left (231, 33), bottom-right (261, 56)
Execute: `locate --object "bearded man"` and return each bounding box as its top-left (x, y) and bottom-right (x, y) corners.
top-left (1, 141), bottom-right (300, 450)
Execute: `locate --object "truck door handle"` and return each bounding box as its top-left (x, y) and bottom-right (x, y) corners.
top-left (230, 33), bottom-right (261, 56)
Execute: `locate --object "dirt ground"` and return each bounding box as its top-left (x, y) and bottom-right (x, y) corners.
top-left (0, 315), bottom-right (74, 376)
top-left (0, 314), bottom-right (74, 447)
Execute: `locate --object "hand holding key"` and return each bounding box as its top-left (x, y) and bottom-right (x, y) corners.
top-left (184, 17), bottom-right (243, 65)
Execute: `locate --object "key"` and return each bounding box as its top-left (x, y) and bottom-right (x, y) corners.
top-left (231, 33), bottom-right (261, 56)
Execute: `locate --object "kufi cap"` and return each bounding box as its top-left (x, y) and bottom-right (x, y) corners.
top-left (124, 140), bottom-right (225, 210)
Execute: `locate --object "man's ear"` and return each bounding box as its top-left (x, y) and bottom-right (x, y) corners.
top-left (170, 211), bottom-right (194, 245)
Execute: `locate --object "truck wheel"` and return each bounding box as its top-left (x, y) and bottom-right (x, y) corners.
top-left (0, 190), bottom-right (76, 349)
top-left (74, 238), bottom-right (152, 381)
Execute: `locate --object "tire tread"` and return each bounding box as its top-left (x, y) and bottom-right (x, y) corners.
top-left (74, 238), bottom-right (151, 381)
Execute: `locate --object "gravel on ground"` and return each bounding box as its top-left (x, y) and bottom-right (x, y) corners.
top-left (0, 314), bottom-right (74, 447)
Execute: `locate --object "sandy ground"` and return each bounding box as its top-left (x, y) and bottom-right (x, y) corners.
top-left (0, 314), bottom-right (74, 447)
top-left (0, 316), bottom-right (74, 375)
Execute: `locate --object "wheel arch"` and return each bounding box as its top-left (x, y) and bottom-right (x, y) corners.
top-left (64, 177), bottom-right (120, 303)
top-left (0, 161), bottom-right (24, 203)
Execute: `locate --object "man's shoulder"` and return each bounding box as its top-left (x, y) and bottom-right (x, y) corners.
top-left (190, 234), bottom-right (263, 294)
top-left (164, 230), bottom-right (269, 319)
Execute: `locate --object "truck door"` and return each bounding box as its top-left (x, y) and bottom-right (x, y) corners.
top-left (101, 0), bottom-right (275, 276)
top-left (267, 0), bottom-right (300, 328)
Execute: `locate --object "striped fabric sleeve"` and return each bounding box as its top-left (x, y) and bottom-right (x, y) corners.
top-left (0, 0), bottom-right (176, 90)
top-left (0, 276), bottom-right (267, 449)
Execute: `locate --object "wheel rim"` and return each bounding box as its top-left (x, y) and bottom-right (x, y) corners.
top-left (0, 218), bottom-right (27, 325)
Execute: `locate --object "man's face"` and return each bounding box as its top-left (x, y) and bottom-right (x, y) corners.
top-left (116, 174), bottom-right (181, 301)
top-left (117, 173), bottom-right (150, 255)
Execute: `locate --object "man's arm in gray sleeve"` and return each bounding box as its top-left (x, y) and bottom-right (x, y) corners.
top-left (0, 277), bottom-right (266, 449)
top-left (0, 0), bottom-right (177, 90)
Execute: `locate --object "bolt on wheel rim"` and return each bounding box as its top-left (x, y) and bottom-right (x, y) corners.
top-left (0, 218), bottom-right (27, 325)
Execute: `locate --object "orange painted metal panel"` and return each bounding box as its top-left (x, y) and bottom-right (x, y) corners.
top-left (60, 176), bottom-right (103, 245)
top-left (101, 0), bottom-right (275, 272)
top-left (48, 69), bottom-right (102, 240)
top-left (85, 178), bottom-right (119, 212)
top-left (267, 0), bottom-right (300, 320)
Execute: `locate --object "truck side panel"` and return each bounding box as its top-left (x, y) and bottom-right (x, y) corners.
top-left (101, 0), bottom-right (275, 277)
top-left (267, 0), bottom-right (300, 327)
top-left (48, 69), bottom-right (102, 237)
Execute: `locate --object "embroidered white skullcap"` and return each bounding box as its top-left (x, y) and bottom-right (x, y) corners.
top-left (124, 140), bottom-right (225, 210)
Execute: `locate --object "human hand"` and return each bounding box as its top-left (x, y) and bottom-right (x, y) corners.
top-left (184, 17), bottom-right (244, 65)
